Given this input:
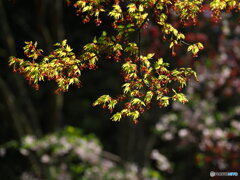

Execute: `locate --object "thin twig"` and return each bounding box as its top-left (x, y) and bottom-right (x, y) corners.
top-left (181, 40), bottom-right (191, 46)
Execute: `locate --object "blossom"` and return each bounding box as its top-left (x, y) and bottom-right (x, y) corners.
top-left (151, 150), bottom-right (171, 172)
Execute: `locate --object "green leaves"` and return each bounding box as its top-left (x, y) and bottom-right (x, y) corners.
top-left (144, 91), bottom-right (154, 105)
top-left (23, 41), bottom-right (43, 60)
top-left (122, 62), bottom-right (137, 75)
top-left (108, 100), bottom-right (118, 111)
top-left (125, 43), bottom-right (138, 55)
top-left (187, 43), bottom-right (204, 57)
top-left (130, 111), bottom-right (140, 121)
top-left (122, 83), bottom-right (131, 94)
top-left (93, 95), bottom-right (112, 106)
top-left (11, 0), bottom-right (235, 123)
top-left (127, 3), bottom-right (137, 13)
top-left (9, 35), bottom-right (197, 122)
top-left (175, 0), bottom-right (203, 22)
top-left (131, 98), bottom-right (146, 107)
top-left (72, 0), bottom-right (105, 25)
top-left (159, 96), bottom-right (170, 107)
top-left (109, 5), bottom-right (122, 20)
top-left (172, 89), bottom-right (188, 104)
top-left (9, 40), bottom-right (84, 92)
top-left (93, 95), bottom-right (118, 113)
top-left (111, 112), bottom-right (122, 122)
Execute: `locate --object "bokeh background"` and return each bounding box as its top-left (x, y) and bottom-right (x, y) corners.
top-left (0, 0), bottom-right (239, 179)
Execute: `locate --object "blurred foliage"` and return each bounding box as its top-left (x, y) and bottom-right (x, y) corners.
top-left (2, 126), bottom-right (162, 180)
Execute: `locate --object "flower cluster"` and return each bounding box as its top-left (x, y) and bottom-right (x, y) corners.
top-left (153, 24), bottom-right (240, 171)
top-left (17, 126), bottom-right (162, 180)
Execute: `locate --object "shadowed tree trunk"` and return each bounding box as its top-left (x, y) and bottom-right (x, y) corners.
top-left (0, 0), bottom-right (41, 137)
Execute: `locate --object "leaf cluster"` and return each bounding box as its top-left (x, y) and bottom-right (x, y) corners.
top-left (8, 0), bottom-right (239, 122)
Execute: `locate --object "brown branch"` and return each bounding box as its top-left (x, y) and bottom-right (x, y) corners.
top-left (35, 0), bottom-right (53, 52)
top-left (101, 151), bottom-right (122, 163)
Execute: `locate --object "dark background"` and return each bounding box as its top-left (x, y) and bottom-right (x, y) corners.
top-left (0, 0), bottom-right (239, 179)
